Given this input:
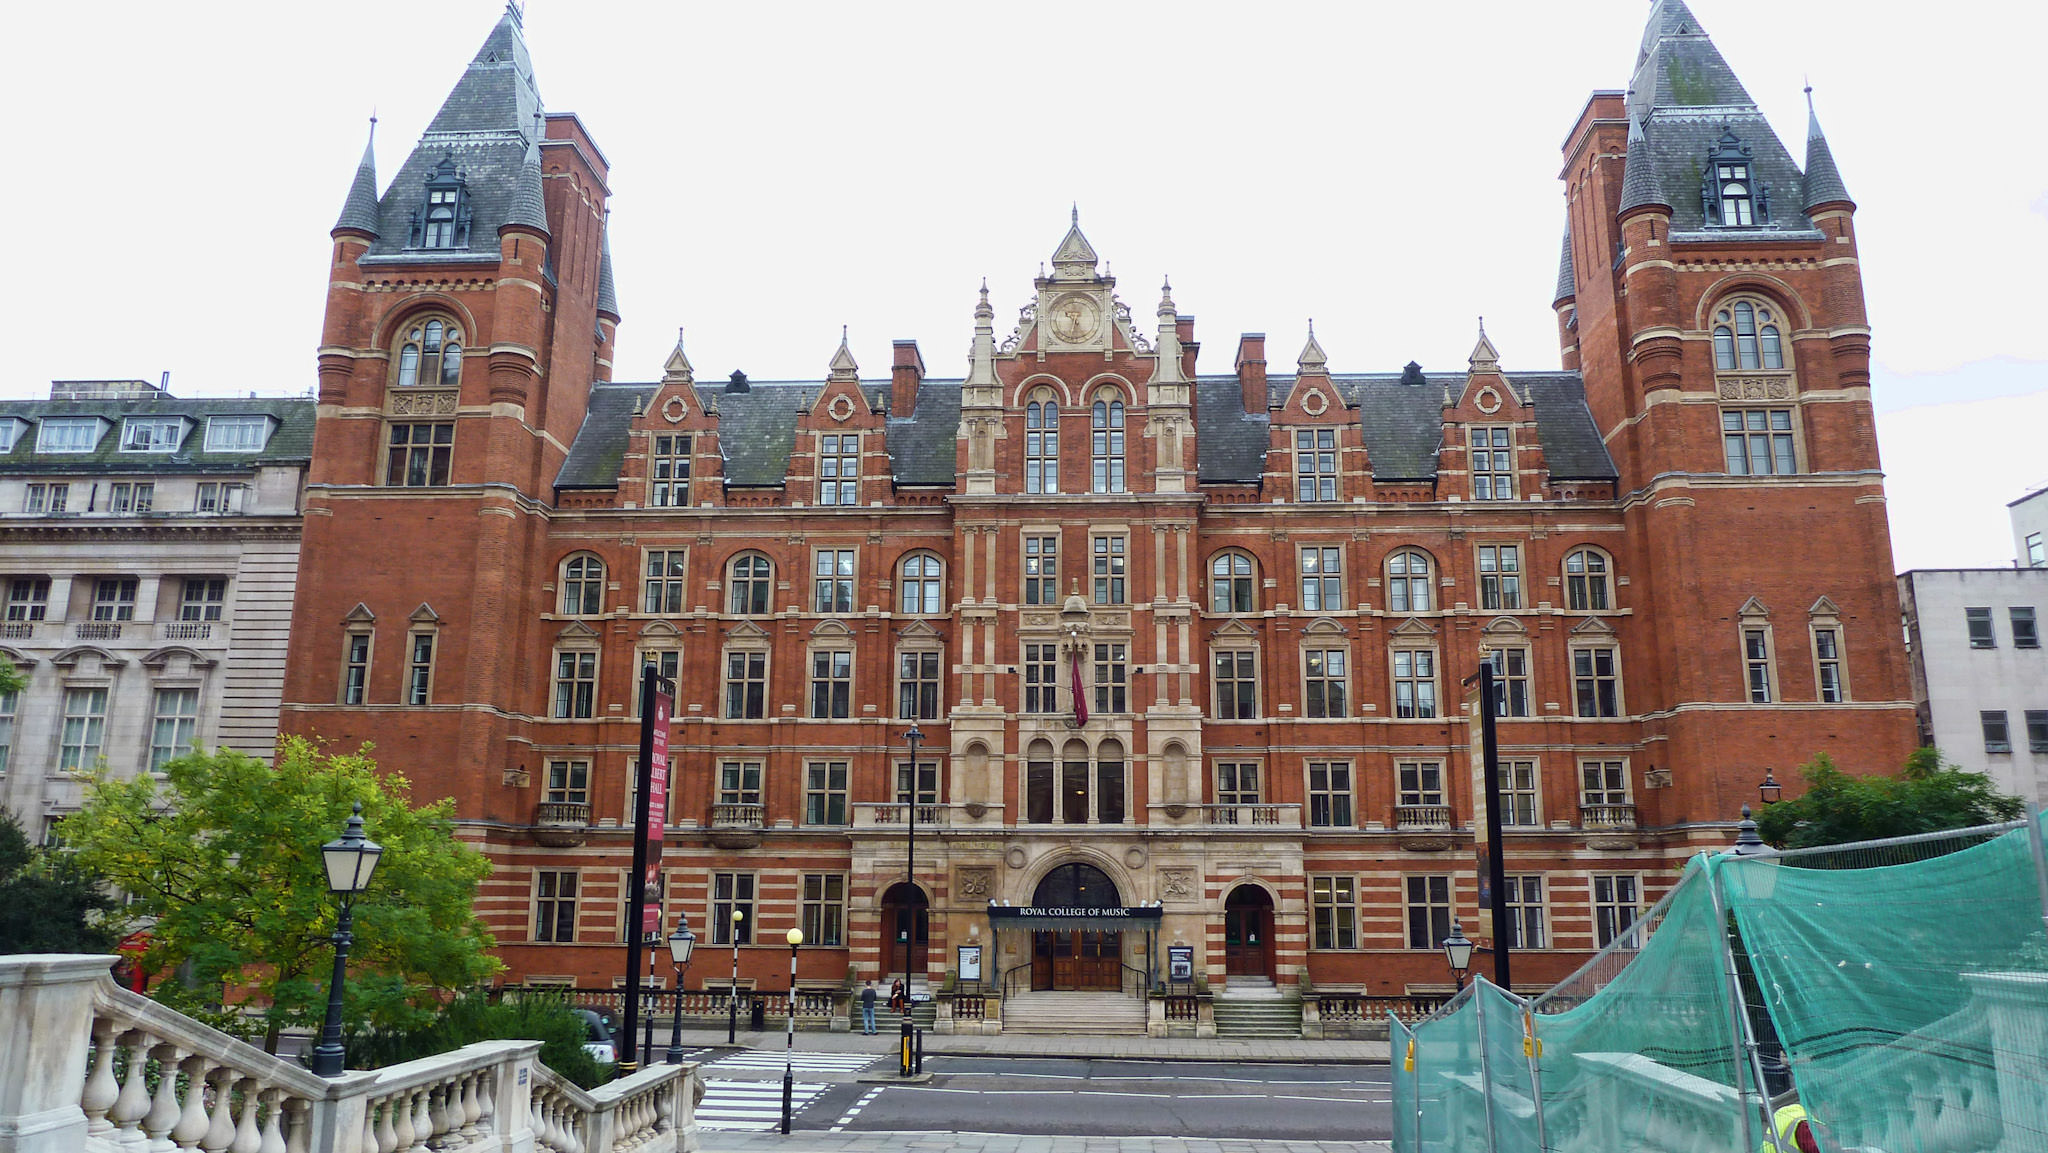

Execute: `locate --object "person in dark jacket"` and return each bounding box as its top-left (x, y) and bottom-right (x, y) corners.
top-left (860, 979), bottom-right (878, 1034)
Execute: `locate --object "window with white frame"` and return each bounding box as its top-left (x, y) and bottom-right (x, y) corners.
top-left (1311, 875), bottom-right (1358, 949)
top-left (818, 433), bottom-right (858, 505)
top-left (1573, 646), bottom-right (1621, 717)
top-left (533, 870), bottom-right (578, 942)
top-left (194, 482), bottom-right (244, 514)
top-left (1500, 760), bottom-right (1539, 826)
top-left (0, 687), bottom-right (14, 775)
top-left (109, 482), bottom-right (153, 514)
top-left (1216, 761), bottom-right (1262, 806)
top-left (0, 419), bottom-right (21, 454)
top-left (1210, 551), bottom-right (1256, 614)
top-left (5, 578), bottom-right (49, 621)
top-left (1722, 409), bottom-right (1798, 476)
top-left (37, 418), bottom-right (101, 453)
top-left (1092, 535), bottom-right (1126, 604)
top-left (147, 688), bottom-right (198, 771)
top-left (1712, 300), bottom-right (1784, 371)
top-left (1023, 644), bottom-right (1059, 713)
top-left (1965, 607), bottom-right (1996, 649)
top-left (59, 687), bottom-right (108, 770)
top-left (545, 760), bottom-right (590, 805)
top-left (25, 483), bottom-right (68, 513)
top-left (1813, 625), bottom-right (1846, 703)
top-left (641, 550), bottom-right (686, 615)
top-left (1743, 625), bottom-right (1775, 703)
top-left (1564, 548), bottom-right (1611, 612)
top-left (1478, 545), bottom-right (1521, 610)
top-left (1405, 875), bottom-right (1453, 950)
top-left (801, 874), bottom-right (846, 946)
top-left (813, 549), bottom-right (855, 614)
top-left (2026, 710), bottom-right (2048, 755)
top-left (1488, 646), bottom-right (1530, 717)
top-left (1026, 396), bottom-right (1060, 494)
top-left (727, 553), bottom-right (773, 615)
top-left (1592, 875), bottom-right (1639, 948)
top-left (1301, 546), bottom-right (1344, 612)
top-left (2028, 533), bottom-right (2046, 568)
top-left (639, 649), bottom-right (680, 699)
top-left (205, 416), bottom-right (270, 453)
top-left (1392, 649), bottom-right (1436, 719)
top-left (1094, 642), bottom-right (1127, 715)
top-left (810, 649), bottom-right (852, 718)
top-left (1304, 648), bottom-right (1347, 718)
top-left (553, 650), bottom-right (597, 718)
top-left (711, 873), bottom-right (755, 944)
top-left (1091, 394), bottom-right (1126, 493)
top-left (1580, 759), bottom-right (1629, 808)
top-left (1983, 711), bottom-right (2012, 754)
top-left (560, 554), bottom-right (605, 616)
top-left (341, 631), bottom-right (371, 705)
top-left (1398, 760), bottom-right (1444, 808)
top-left (1214, 650), bottom-right (1258, 719)
top-left (1296, 428), bottom-right (1337, 502)
top-left (898, 649), bottom-right (941, 720)
top-left (1024, 534), bottom-right (1059, 605)
top-left (1470, 428), bottom-right (1514, 500)
top-left (805, 761), bottom-right (849, 826)
top-left (1387, 550), bottom-right (1432, 613)
top-left (718, 760), bottom-right (762, 807)
top-left (899, 553), bottom-right (942, 615)
top-left (1308, 761), bottom-right (1353, 828)
top-left (1504, 876), bottom-right (1545, 949)
top-left (724, 650), bottom-right (766, 719)
top-left (121, 418), bottom-right (185, 453)
top-left (92, 578), bottom-right (137, 621)
top-left (2012, 607), bottom-right (2040, 650)
top-left (649, 434), bottom-right (691, 507)
top-left (406, 630), bottom-right (436, 705)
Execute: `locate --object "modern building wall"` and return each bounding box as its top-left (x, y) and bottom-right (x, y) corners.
top-left (1900, 569), bottom-right (2048, 805)
top-left (2013, 485), bottom-right (2048, 569)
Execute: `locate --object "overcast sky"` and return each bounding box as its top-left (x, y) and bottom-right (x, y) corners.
top-left (5, 1), bottom-right (2041, 569)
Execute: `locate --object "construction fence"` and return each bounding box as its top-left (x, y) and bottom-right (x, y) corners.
top-left (1391, 810), bottom-right (2048, 1152)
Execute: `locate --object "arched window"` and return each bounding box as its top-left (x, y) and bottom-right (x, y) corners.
top-left (559, 553), bottom-right (605, 615)
top-left (1712, 300), bottom-right (1784, 372)
top-left (1210, 551), bottom-right (1256, 614)
top-left (395, 318), bottom-right (463, 388)
top-left (1386, 550), bottom-right (1433, 613)
top-left (1026, 395), bottom-right (1060, 494)
top-left (1565, 548), bottom-right (1612, 612)
top-left (1091, 393), bottom-right (1125, 494)
top-left (726, 553), bottom-right (773, 615)
top-left (898, 553), bottom-right (943, 615)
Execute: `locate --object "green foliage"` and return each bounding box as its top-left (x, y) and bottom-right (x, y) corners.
top-left (346, 989), bottom-right (611, 1088)
top-left (0, 653), bottom-right (25, 696)
top-left (0, 809), bottom-right (117, 954)
top-left (1755, 749), bottom-right (2026, 851)
top-left (60, 736), bottom-right (502, 1051)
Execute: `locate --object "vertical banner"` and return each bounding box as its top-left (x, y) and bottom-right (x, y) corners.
top-left (641, 688), bottom-right (672, 937)
top-left (620, 665), bottom-right (673, 1069)
top-left (1466, 668), bottom-right (1492, 910)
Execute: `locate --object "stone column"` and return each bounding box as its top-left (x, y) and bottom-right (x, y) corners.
top-left (0, 954), bottom-right (115, 1153)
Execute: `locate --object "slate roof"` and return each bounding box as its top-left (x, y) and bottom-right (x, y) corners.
top-left (1801, 105), bottom-right (1852, 210)
top-left (595, 234), bottom-right (620, 320)
top-left (559, 368), bottom-right (1616, 494)
top-left (502, 139), bottom-right (550, 236)
top-left (0, 395), bottom-right (315, 475)
top-left (333, 132), bottom-right (381, 236)
top-left (1618, 118), bottom-right (1670, 214)
top-left (1553, 232), bottom-right (1575, 305)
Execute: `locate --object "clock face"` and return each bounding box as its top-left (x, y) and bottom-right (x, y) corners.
top-left (1047, 293), bottom-right (1102, 345)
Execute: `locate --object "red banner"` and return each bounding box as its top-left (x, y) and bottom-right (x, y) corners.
top-left (1070, 646), bottom-right (1089, 727)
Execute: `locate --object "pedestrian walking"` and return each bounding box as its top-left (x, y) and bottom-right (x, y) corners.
top-left (860, 979), bottom-right (878, 1034)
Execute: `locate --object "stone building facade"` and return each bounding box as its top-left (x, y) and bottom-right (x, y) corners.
top-left (280, 0), bottom-right (1916, 1004)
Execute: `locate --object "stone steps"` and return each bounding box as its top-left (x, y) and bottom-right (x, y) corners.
top-left (1002, 991), bottom-right (1150, 1035)
top-left (1213, 993), bottom-right (1303, 1039)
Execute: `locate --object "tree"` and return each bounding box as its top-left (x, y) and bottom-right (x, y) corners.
top-left (0, 809), bottom-right (117, 954)
top-left (62, 736), bottom-right (502, 1054)
top-left (0, 652), bottom-right (23, 696)
top-left (1755, 748), bottom-right (2026, 851)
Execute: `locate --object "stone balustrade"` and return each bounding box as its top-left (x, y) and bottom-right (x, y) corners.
top-left (0, 953), bottom-right (697, 1153)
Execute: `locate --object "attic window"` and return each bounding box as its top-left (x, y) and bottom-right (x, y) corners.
top-left (37, 418), bottom-right (102, 453)
top-left (1702, 129), bottom-right (1769, 227)
top-left (407, 156), bottom-right (474, 249)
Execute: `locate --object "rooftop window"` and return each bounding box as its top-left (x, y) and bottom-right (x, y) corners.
top-left (36, 417), bottom-right (102, 453)
top-left (407, 155), bottom-right (474, 250)
top-left (204, 415), bottom-right (270, 453)
top-left (121, 417), bottom-right (186, 452)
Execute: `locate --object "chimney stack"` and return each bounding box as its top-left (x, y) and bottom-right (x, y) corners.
top-left (1235, 333), bottom-right (1267, 414)
top-left (891, 340), bottom-right (924, 417)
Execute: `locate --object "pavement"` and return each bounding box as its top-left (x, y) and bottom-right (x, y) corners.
top-left (697, 1132), bottom-right (1391, 1153)
top-left (640, 1026), bottom-right (1391, 1065)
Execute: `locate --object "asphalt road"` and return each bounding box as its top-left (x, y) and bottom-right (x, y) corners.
top-left (710, 1054), bottom-right (1392, 1140)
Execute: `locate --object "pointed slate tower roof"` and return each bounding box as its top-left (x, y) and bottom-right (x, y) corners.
top-left (502, 132), bottom-right (549, 236)
top-left (425, 6), bottom-right (542, 138)
top-left (333, 119), bottom-right (382, 237)
top-left (1552, 230), bottom-right (1576, 305)
top-left (1628, 0), bottom-right (1752, 120)
top-left (1801, 88), bottom-right (1853, 211)
top-left (595, 229), bottom-right (620, 320)
top-left (1048, 205), bottom-right (1100, 280)
top-left (1618, 115), bottom-right (1670, 214)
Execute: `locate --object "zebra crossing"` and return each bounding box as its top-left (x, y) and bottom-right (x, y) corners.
top-left (695, 1079), bottom-right (832, 1130)
top-left (705, 1050), bottom-right (880, 1073)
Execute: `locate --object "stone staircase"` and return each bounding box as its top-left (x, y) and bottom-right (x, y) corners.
top-left (1001, 990), bottom-right (1150, 1035)
top-left (1213, 976), bottom-right (1302, 1038)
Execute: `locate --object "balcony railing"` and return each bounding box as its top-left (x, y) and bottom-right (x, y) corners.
top-left (158, 621), bottom-right (215, 641)
top-left (852, 802), bottom-right (950, 828)
top-left (73, 621), bottom-right (123, 640)
top-left (0, 621), bottom-right (35, 641)
top-left (1581, 801), bottom-right (1640, 849)
top-left (1395, 803), bottom-right (1454, 831)
top-left (1201, 804), bottom-right (1301, 829)
top-left (711, 802), bottom-right (764, 828)
top-left (533, 800), bottom-right (592, 847)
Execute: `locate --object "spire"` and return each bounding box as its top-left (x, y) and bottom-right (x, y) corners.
top-left (595, 227), bottom-right (620, 320)
top-left (1800, 85), bottom-right (1853, 211)
top-left (1617, 114), bottom-right (1670, 214)
top-left (662, 327), bottom-right (694, 385)
top-left (425, 7), bottom-right (542, 138)
top-left (502, 129), bottom-right (550, 237)
top-left (1552, 230), bottom-right (1576, 306)
top-left (333, 117), bottom-right (382, 237)
top-left (1628, 0), bottom-right (1753, 122)
top-left (1048, 206), bottom-right (1100, 281)
top-left (828, 326), bottom-right (860, 382)
top-left (1297, 320), bottom-right (1328, 374)
top-left (1468, 317), bottom-right (1500, 372)
top-left (966, 282), bottom-right (1000, 391)
top-left (1149, 277), bottom-right (1188, 386)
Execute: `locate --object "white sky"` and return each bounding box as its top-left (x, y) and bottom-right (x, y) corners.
top-left (4, 1), bottom-right (2042, 569)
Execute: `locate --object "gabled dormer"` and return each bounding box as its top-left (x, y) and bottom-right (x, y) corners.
top-left (1271, 323), bottom-right (1356, 505)
top-left (406, 155), bottom-right (475, 249)
top-left (1700, 127), bottom-right (1769, 229)
top-left (794, 330), bottom-right (883, 508)
top-left (1443, 322), bottom-right (1547, 503)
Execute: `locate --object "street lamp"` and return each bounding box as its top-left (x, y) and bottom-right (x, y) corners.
top-left (1731, 804), bottom-right (1770, 856)
top-left (1442, 920), bottom-right (1475, 992)
top-left (728, 907), bottom-right (745, 1044)
top-left (1758, 770), bottom-right (1782, 806)
top-left (665, 912), bottom-right (696, 1065)
top-left (782, 927), bottom-right (803, 1135)
top-left (900, 723), bottom-right (924, 1079)
top-left (310, 802), bottom-right (383, 1077)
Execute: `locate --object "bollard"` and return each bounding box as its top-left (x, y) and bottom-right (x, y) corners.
top-left (915, 1027), bottom-right (924, 1074)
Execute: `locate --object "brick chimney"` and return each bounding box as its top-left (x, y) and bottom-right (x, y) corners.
top-left (891, 340), bottom-right (925, 417)
top-left (1235, 333), bottom-right (1267, 414)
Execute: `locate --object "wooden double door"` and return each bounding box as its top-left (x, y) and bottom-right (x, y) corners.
top-left (1032, 930), bottom-right (1122, 990)
top-left (1224, 886), bottom-right (1275, 977)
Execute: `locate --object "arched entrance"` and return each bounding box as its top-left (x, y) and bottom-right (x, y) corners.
top-left (881, 882), bottom-right (929, 980)
top-left (1224, 886), bottom-right (1275, 979)
top-left (1031, 862), bottom-right (1122, 991)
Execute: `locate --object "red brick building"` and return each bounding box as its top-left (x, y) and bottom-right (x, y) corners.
top-left (283, 0), bottom-right (1914, 1019)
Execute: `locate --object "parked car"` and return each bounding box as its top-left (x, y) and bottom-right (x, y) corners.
top-left (573, 1007), bottom-right (617, 1064)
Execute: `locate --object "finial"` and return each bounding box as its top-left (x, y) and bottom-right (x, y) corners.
top-left (1804, 76), bottom-right (1813, 111)
top-left (1478, 315), bottom-right (1486, 336)
top-left (1162, 274), bottom-right (1171, 293)
top-left (676, 325), bottom-right (685, 345)
top-left (1308, 318), bottom-right (1315, 336)
top-left (369, 111), bottom-right (378, 140)
top-left (980, 277), bottom-right (988, 294)
top-left (1071, 202), bottom-right (1079, 226)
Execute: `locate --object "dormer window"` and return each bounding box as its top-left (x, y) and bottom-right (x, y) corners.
top-left (204, 415), bottom-right (271, 453)
top-left (1702, 129), bottom-right (1768, 228)
top-left (0, 418), bottom-right (26, 453)
top-left (121, 417), bottom-right (186, 452)
top-left (407, 156), bottom-right (474, 250)
top-left (37, 417), bottom-right (103, 453)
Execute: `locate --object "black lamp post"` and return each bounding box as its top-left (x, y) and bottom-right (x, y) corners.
top-left (1758, 770), bottom-right (1782, 806)
top-left (782, 927), bottom-right (802, 1134)
top-left (1731, 804), bottom-right (1769, 856)
top-left (310, 802), bottom-right (383, 1077)
top-left (728, 907), bottom-right (744, 1043)
top-left (1442, 920), bottom-right (1475, 992)
top-left (900, 723), bottom-right (923, 1078)
top-left (665, 913), bottom-right (696, 1065)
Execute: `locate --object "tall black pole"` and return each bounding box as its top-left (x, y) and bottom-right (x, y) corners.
top-left (309, 899), bottom-right (355, 1077)
top-left (621, 664), bottom-right (661, 1074)
top-left (782, 933), bottom-right (799, 1133)
top-left (1478, 662), bottom-right (1512, 991)
top-left (667, 954), bottom-right (690, 1064)
top-left (901, 724), bottom-right (922, 1078)
top-left (729, 912), bottom-right (741, 1043)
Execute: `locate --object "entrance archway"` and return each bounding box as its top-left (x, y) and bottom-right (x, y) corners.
top-left (1223, 885), bottom-right (1275, 979)
top-left (1030, 862), bottom-right (1123, 991)
top-left (881, 882), bottom-right (929, 981)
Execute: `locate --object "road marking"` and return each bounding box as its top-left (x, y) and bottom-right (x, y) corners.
top-left (706, 1050), bottom-right (880, 1073)
top-left (829, 1085), bottom-right (886, 1132)
top-left (931, 1070), bottom-right (1386, 1087)
top-left (890, 1086), bottom-right (1388, 1102)
top-left (695, 1079), bottom-right (831, 1131)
